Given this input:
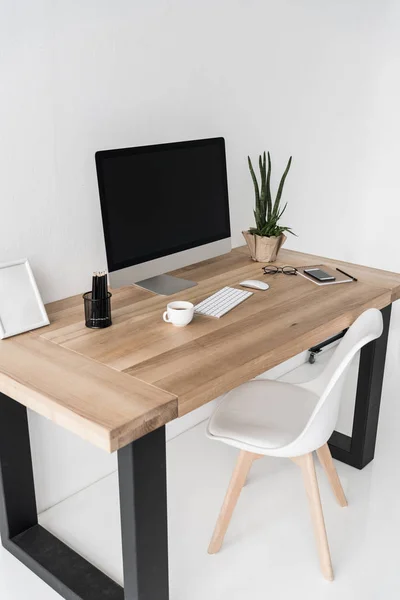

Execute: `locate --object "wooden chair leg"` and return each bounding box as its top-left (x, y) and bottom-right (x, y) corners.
top-left (208, 450), bottom-right (260, 554)
top-left (316, 443), bottom-right (348, 507)
top-left (243, 453), bottom-right (263, 486)
top-left (298, 452), bottom-right (334, 581)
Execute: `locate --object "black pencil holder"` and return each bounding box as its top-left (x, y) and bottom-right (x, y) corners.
top-left (83, 291), bottom-right (112, 329)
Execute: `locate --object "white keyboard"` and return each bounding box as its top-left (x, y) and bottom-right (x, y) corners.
top-left (194, 286), bottom-right (253, 318)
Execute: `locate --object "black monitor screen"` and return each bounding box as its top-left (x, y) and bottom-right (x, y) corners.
top-left (95, 138), bottom-right (230, 273)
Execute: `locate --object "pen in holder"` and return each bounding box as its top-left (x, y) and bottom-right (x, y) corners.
top-left (83, 272), bottom-right (112, 329)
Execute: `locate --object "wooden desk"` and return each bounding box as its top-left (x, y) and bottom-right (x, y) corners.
top-left (0, 247), bottom-right (399, 600)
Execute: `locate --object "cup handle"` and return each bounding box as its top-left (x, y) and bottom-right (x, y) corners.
top-left (163, 311), bottom-right (170, 323)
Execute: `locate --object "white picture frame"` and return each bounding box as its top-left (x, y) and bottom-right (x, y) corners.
top-left (0, 258), bottom-right (49, 339)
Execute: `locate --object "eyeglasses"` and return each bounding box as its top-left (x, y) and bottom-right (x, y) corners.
top-left (262, 265), bottom-right (298, 275)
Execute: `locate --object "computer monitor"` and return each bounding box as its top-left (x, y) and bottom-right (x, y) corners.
top-left (95, 137), bottom-right (231, 294)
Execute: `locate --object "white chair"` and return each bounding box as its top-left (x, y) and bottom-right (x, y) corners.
top-left (206, 308), bottom-right (383, 580)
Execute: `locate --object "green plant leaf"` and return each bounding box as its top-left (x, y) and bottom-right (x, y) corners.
top-left (277, 202), bottom-right (288, 221)
top-left (248, 156), bottom-right (261, 227)
top-left (272, 155), bottom-right (292, 217)
top-left (253, 209), bottom-right (260, 230)
top-left (248, 156), bottom-right (260, 203)
top-left (258, 153), bottom-right (266, 227)
top-left (266, 151), bottom-right (272, 220)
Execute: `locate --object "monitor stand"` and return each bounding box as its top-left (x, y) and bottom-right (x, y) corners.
top-left (134, 274), bottom-right (197, 296)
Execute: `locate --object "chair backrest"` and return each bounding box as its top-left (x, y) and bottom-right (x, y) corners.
top-left (289, 308), bottom-right (383, 455)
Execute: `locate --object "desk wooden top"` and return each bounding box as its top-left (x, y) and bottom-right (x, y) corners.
top-left (0, 247), bottom-right (399, 453)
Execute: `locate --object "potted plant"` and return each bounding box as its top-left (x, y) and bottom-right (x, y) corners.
top-left (243, 151), bottom-right (294, 262)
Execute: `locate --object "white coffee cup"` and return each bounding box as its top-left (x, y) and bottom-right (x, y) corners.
top-left (163, 301), bottom-right (194, 327)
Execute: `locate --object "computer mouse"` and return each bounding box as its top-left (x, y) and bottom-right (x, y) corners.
top-left (239, 280), bottom-right (269, 291)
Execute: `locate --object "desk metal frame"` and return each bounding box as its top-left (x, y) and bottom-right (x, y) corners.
top-left (0, 401), bottom-right (169, 600)
top-left (328, 305), bottom-right (391, 469)
top-left (0, 306), bottom-right (392, 599)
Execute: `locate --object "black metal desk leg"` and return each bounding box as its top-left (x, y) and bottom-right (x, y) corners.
top-left (329, 304), bottom-right (392, 469)
top-left (0, 391), bottom-right (127, 599)
top-left (0, 394), bottom-right (38, 541)
top-left (0, 391), bottom-right (170, 599)
top-left (118, 426), bottom-right (170, 600)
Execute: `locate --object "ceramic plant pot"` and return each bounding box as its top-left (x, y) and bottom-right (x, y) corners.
top-left (242, 231), bottom-right (287, 263)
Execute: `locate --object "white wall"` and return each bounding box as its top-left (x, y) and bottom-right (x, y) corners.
top-left (1, 0), bottom-right (400, 511)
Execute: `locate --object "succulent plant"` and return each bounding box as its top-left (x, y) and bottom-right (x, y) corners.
top-left (247, 151), bottom-right (295, 237)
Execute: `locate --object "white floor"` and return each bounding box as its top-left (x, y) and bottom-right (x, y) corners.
top-left (1, 363), bottom-right (400, 600)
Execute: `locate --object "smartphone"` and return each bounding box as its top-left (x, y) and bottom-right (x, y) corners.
top-left (304, 268), bottom-right (336, 282)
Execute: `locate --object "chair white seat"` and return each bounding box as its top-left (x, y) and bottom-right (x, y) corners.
top-left (206, 308), bottom-right (384, 581)
top-left (208, 380), bottom-right (319, 453)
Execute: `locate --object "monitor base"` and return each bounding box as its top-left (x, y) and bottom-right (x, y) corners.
top-left (134, 274), bottom-right (197, 296)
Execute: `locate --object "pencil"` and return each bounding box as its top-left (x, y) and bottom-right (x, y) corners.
top-left (92, 273), bottom-right (98, 321)
top-left (92, 273), bottom-right (97, 300)
top-left (336, 267), bottom-right (358, 282)
top-left (100, 273), bottom-right (106, 319)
